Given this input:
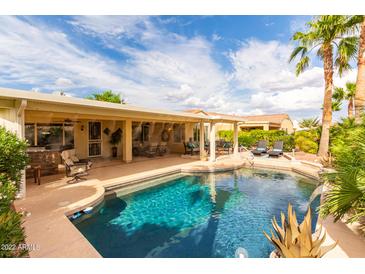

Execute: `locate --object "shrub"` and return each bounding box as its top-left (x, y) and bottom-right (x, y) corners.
top-left (218, 129), bottom-right (295, 151)
top-left (0, 126), bottom-right (29, 257)
top-left (320, 118), bottom-right (365, 224)
top-left (294, 130), bottom-right (320, 154)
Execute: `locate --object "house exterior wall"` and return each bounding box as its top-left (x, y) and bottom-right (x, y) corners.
top-left (280, 118), bottom-right (294, 134)
top-left (215, 123), bottom-right (233, 132)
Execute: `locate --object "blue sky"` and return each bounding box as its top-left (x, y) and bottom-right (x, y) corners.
top-left (0, 16), bottom-right (357, 122)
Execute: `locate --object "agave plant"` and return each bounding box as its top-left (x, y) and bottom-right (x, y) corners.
top-left (264, 204), bottom-right (337, 258)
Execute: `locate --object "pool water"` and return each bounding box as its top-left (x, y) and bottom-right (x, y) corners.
top-left (73, 168), bottom-right (319, 258)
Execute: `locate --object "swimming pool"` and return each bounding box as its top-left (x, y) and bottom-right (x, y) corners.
top-left (72, 168), bottom-right (319, 258)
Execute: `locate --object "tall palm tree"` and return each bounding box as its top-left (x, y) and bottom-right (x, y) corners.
top-left (332, 82), bottom-right (356, 117)
top-left (289, 16), bottom-right (358, 158)
top-left (354, 16), bottom-right (365, 123)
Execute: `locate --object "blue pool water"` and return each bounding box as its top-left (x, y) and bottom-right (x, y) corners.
top-left (72, 168), bottom-right (319, 258)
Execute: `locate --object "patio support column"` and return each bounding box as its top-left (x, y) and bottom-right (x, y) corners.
top-left (123, 119), bottom-right (132, 163)
top-left (209, 122), bottom-right (216, 162)
top-left (199, 121), bottom-right (205, 160)
top-left (16, 99), bottom-right (27, 198)
top-left (233, 122), bottom-right (239, 155)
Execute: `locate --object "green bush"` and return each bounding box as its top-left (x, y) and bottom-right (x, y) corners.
top-left (0, 126), bottom-right (29, 258)
top-left (294, 130), bottom-right (320, 154)
top-left (320, 118), bottom-right (365, 224)
top-left (218, 129), bottom-right (295, 151)
top-left (0, 210), bottom-right (27, 258)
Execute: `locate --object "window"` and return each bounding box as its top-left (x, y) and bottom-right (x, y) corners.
top-left (37, 124), bottom-right (63, 147)
top-left (25, 124), bottom-right (35, 146)
top-left (132, 122), bottom-right (150, 142)
top-left (25, 123), bottom-right (74, 148)
top-left (173, 124), bottom-right (185, 143)
top-left (142, 123), bottom-right (150, 142)
top-left (64, 124), bottom-right (74, 146)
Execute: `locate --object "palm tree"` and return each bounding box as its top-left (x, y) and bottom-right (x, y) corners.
top-left (354, 16), bottom-right (365, 122)
top-left (332, 82), bottom-right (356, 117)
top-left (289, 16), bottom-right (358, 158)
top-left (299, 117), bottom-right (320, 129)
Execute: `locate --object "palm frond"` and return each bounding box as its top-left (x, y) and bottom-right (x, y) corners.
top-left (289, 46), bottom-right (308, 63)
top-left (332, 87), bottom-right (345, 101)
top-left (335, 36), bottom-right (359, 76)
top-left (295, 56), bottom-right (310, 76)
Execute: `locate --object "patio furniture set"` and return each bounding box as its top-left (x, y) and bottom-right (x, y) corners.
top-left (132, 142), bottom-right (169, 158)
top-left (183, 138), bottom-right (233, 156)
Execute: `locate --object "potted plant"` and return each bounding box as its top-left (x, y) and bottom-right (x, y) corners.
top-left (264, 203), bottom-right (337, 258)
top-left (109, 128), bottom-right (122, 158)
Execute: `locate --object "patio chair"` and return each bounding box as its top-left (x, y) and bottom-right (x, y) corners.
top-left (183, 139), bottom-right (200, 155)
top-left (157, 142), bottom-right (168, 156)
top-left (145, 143), bottom-right (159, 157)
top-left (222, 142), bottom-right (233, 154)
top-left (61, 150), bottom-right (92, 183)
top-left (251, 140), bottom-right (268, 156)
top-left (268, 141), bottom-right (284, 157)
top-left (63, 158), bottom-right (89, 184)
top-left (61, 149), bottom-right (92, 169)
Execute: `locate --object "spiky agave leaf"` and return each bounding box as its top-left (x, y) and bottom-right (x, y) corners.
top-left (264, 203), bottom-right (337, 258)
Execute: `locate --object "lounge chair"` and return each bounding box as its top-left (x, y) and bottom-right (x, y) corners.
top-left (251, 140), bottom-right (268, 156)
top-left (268, 141), bottom-right (284, 157)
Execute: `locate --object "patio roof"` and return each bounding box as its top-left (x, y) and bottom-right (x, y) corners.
top-left (0, 87), bottom-right (246, 123)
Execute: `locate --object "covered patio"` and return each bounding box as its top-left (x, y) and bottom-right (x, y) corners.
top-left (0, 88), bottom-right (245, 198)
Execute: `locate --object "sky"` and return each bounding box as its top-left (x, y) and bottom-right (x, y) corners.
top-left (0, 15), bottom-right (358, 123)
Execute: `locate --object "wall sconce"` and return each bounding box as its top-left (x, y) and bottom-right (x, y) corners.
top-left (81, 125), bottom-right (84, 131)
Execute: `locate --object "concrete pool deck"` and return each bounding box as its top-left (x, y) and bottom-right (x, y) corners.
top-left (14, 154), bottom-right (365, 258)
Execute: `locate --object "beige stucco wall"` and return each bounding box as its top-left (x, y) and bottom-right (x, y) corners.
top-left (0, 108), bottom-right (18, 132)
top-left (280, 118), bottom-right (294, 134)
top-left (215, 123), bottom-right (233, 132)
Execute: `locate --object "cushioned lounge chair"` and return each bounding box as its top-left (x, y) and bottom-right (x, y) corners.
top-left (268, 141), bottom-right (284, 157)
top-left (251, 140), bottom-right (268, 156)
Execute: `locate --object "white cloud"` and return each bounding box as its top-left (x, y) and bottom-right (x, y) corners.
top-left (0, 16), bottom-right (356, 121)
top-left (55, 77), bottom-right (74, 88)
top-left (212, 33), bottom-right (222, 41)
top-left (68, 16), bottom-right (149, 38)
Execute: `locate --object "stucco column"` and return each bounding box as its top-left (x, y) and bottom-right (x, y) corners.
top-left (209, 122), bottom-right (216, 162)
top-left (16, 100), bottom-right (27, 199)
top-left (233, 122), bottom-right (239, 155)
top-left (122, 119), bottom-right (132, 163)
top-left (263, 124), bottom-right (269, 131)
top-left (199, 122), bottom-right (205, 160)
